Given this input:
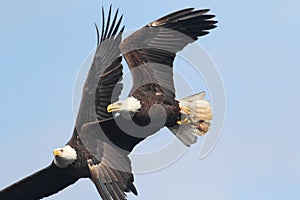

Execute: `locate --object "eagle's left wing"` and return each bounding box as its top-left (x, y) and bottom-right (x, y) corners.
top-left (0, 163), bottom-right (79, 199)
top-left (75, 5), bottom-right (124, 131)
top-left (75, 6), bottom-right (141, 200)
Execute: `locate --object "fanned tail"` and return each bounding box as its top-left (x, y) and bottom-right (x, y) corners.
top-left (168, 92), bottom-right (213, 147)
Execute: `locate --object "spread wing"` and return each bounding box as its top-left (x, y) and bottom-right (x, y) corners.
top-left (120, 8), bottom-right (217, 98)
top-left (73, 6), bottom-right (142, 200)
top-left (75, 5), bottom-right (124, 131)
top-left (0, 163), bottom-right (79, 199)
top-left (79, 116), bottom-right (147, 200)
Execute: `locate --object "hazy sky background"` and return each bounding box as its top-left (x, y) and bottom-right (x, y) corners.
top-left (0, 0), bottom-right (299, 199)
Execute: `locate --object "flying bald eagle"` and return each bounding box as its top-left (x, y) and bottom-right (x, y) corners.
top-left (0, 5), bottom-right (216, 200)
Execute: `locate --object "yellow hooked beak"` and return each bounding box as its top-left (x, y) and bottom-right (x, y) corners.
top-left (53, 149), bottom-right (62, 157)
top-left (107, 102), bottom-right (122, 113)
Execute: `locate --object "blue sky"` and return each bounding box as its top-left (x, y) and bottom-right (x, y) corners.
top-left (0, 0), bottom-right (299, 199)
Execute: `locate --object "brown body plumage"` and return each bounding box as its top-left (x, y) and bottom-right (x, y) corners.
top-left (131, 84), bottom-right (180, 127)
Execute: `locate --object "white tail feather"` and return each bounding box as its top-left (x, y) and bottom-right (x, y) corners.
top-left (168, 124), bottom-right (198, 147)
top-left (168, 92), bottom-right (213, 147)
top-left (179, 92), bottom-right (212, 123)
top-left (179, 91), bottom-right (206, 102)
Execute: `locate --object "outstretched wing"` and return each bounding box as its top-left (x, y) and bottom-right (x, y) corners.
top-left (0, 163), bottom-right (79, 199)
top-left (73, 6), bottom-right (142, 200)
top-left (75, 5), bottom-right (125, 131)
top-left (120, 8), bottom-right (217, 98)
top-left (79, 116), bottom-right (148, 200)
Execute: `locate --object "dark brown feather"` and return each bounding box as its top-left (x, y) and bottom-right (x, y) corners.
top-left (75, 7), bottom-right (124, 130)
top-left (0, 163), bottom-right (79, 199)
top-left (120, 8), bottom-right (217, 99)
top-left (79, 116), bottom-right (144, 200)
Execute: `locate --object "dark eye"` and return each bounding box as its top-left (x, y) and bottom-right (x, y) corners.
top-left (60, 149), bottom-right (64, 152)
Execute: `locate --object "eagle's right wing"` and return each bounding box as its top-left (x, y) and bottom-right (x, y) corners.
top-left (120, 8), bottom-right (217, 98)
top-left (79, 116), bottom-right (146, 200)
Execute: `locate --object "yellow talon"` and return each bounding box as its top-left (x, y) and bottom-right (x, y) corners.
top-left (180, 106), bottom-right (191, 115)
top-left (177, 117), bottom-right (191, 125)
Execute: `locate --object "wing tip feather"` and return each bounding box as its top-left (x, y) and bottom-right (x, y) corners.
top-left (99, 5), bottom-right (124, 43)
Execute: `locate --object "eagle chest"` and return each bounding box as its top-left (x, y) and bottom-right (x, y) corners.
top-left (133, 92), bottom-right (180, 127)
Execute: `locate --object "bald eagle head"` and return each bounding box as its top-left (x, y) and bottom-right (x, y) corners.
top-left (53, 145), bottom-right (77, 168)
top-left (107, 96), bottom-right (141, 115)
